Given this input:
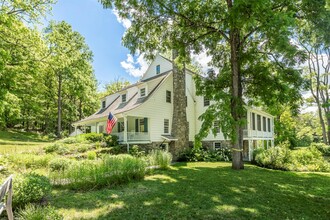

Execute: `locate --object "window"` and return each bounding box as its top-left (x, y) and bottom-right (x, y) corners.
top-left (263, 117), bottom-right (266, 132)
top-left (117, 122), bottom-right (125, 132)
top-left (204, 97), bottom-right (210, 106)
top-left (102, 101), bottom-right (106, 109)
top-left (164, 119), bottom-right (169, 134)
top-left (257, 115), bottom-right (261, 131)
top-left (214, 142), bottom-right (221, 149)
top-left (135, 118), bottom-right (148, 132)
top-left (140, 88), bottom-right (146, 97)
top-left (268, 118), bottom-right (271, 132)
top-left (214, 120), bottom-right (220, 133)
top-left (166, 90), bottom-right (171, 103)
top-left (156, 65), bottom-right (160, 74)
top-left (252, 113), bottom-right (256, 130)
top-left (99, 125), bottom-right (104, 133)
top-left (122, 94), bottom-right (127, 103)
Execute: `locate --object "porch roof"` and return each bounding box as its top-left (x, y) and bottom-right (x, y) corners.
top-left (73, 71), bottom-right (171, 126)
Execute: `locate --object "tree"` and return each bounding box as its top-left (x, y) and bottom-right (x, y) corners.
top-left (0, 0), bottom-right (55, 128)
top-left (297, 0), bottom-right (330, 144)
top-left (100, 0), bottom-right (305, 169)
top-left (99, 78), bottom-right (131, 98)
top-left (44, 21), bottom-right (97, 137)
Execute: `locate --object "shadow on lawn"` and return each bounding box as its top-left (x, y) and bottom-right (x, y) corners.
top-left (51, 163), bottom-right (330, 220)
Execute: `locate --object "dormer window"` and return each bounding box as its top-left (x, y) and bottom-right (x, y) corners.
top-left (122, 94), bottom-right (127, 103)
top-left (140, 88), bottom-right (146, 97)
top-left (156, 65), bottom-right (160, 74)
top-left (102, 101), bottom-right (106, 109)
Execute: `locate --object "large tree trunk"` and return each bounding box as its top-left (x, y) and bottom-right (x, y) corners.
top-left (57, 74), bottom-right (62, 138)
top-left (230, 28), bottom-right (244, 170)
top-left (317, 102), bottom-right (328, 144)
top-left (170, 49), bottom-right (189, 160)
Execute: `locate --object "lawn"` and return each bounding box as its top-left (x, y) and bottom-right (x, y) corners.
top-left (0, 130), bottom-right (51, 154)
top-left (1, 130), bottom-right (329, 219)
top-left (51, 162), bottom-right (330, 220)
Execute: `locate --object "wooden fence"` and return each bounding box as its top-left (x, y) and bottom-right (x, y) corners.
top-left (0, 175), bottom-right (13, 220)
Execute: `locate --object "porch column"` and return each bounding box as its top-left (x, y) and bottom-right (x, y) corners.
top-left (123, 116), bottom-right (128, 143)
top-left (271, 140), bottom-right (274, 147)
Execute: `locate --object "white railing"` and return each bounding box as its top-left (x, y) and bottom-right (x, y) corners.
top-left (127, 132), bottom-right (150, 141)
top-left (244, 130), bottom-right (273, 138)
top-left (0, 175), bottom-right (13, 220)
top-left (111, 132), bottom-right (150, 141)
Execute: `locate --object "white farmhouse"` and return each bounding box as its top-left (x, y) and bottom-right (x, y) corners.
top-left (73, 54), bottom-right (274, 161)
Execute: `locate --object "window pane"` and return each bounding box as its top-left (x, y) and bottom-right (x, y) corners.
top-left (204, 97), bottom-right (210, 106)
top-left (263, 117), bottom-right (266, 132)
top-left (140, 88), bottom-right (146, 97)
top-left (156, 65), bottom-right (160, 74)
top-left (268, 118), bottom-right (271, 132)
top-left (102, 101), bottom-right (106, 109)
top-left (166, 91), bottom-right (171, 103)
top-left (164, 119), bottom-right (169, 133)
top-left (214, 121), bottom-right (220, 133)
top-left (252, 113), bottom-right (255, 130)
top-left (257, 115), bottom-right (261, 131)
top-left (122, 94), bottom-right (126, 102)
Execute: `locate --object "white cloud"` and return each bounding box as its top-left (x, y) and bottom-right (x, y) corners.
top-left (120, 54), bottom-right (149, 78)
top-left (112, 9), bottom-right (131, 29)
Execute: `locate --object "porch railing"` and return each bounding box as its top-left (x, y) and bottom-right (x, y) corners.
top-left (112, 132), bottom-right (150, 141)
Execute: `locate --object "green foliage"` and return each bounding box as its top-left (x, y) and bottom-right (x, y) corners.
top-left (49, 154), bottom-right (146, 190)
top-left (254, 145), bottom-right (330, 172)
top-left (87, 151), bottom-right (97, 160)
top-left (48, 158), bottom-right (73, 172)
top-left (178, 147), bottom-right (232, 162)
top-left (4, 154), bottom-right (53, 169)
top-left (13, 173), bottom-right (51, 208)
top-left (310, 143), bottom-right (330, 156)
top-left (148, 150), bottom-right (172, 169)
top-left (43, 143), bottom-right (69, 155)
top-left (129, 145), bottom-right (145, 157)
top-left (17, 204), bottom-right (63, 220)
top-left (80, 133), bottom-right (104, 142)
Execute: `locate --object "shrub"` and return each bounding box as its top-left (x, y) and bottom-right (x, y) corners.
top-left (87, 151), bottom-right (97, 160)
top-left (59, 137), bottom-right (79, 144)
top-left (48, 158), bottom-right (73, 172)
top-left (178, 147), bottom-right (232, 162)
top-left (44, 143), bottom-right (69, 155)
top-left (149, 150), bottom-right (172, 169)
top-left (103, 134), bottom-right (119, 147)
top-left (80, 133), bottom-right (104, 142)
top-left (129, 145), bottom-right (146, 157)
top-left (49, 154), bottom-right (146, 190)
top-left (44, 143), bottom-right (61, 154)
top-left (253, 146), bottom-right (330, 172)
top-left (13, 173), bottom-right (51, 208)
top-left (310, 143), bottom-right (330, 156)
top-left (17, 204), bottom-right (63, 220)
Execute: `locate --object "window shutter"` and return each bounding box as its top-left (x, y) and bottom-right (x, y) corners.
top-left (144, 118), bottom-right (148, 132)
top-left (135, 119), bottom-right (139, 132)
top-left (117, 123), bottom-right (120, 132)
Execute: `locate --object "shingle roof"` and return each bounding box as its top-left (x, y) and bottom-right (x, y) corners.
top-left (73, 71), bottom-right (171, 125)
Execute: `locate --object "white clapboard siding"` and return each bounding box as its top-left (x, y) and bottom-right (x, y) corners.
top-left (141, 54), bottom-right (173, 81)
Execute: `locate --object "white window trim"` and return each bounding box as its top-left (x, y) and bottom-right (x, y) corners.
top-left (140, 86), bottom-right (148, 97)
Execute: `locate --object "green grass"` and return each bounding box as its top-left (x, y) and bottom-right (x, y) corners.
top-left (51, 162), bottom-right (330, 220)
top-left (0, 130), bottom-right (51, 154)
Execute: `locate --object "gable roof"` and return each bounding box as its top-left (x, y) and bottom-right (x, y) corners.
top-left (73, 71), bottom-right (171, 125)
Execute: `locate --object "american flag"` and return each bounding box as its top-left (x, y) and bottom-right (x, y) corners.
top-left (106, 112), bottom-right (117, 134)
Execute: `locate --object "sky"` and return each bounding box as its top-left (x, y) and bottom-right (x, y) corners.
top-left (44, 0), bottom-right (148, 91)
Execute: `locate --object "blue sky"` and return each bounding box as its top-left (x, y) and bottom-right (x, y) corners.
top-left (44, 0), bottom-right (145, 90)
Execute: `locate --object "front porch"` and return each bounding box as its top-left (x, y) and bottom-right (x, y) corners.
top-left (111, 116), bottom-right (150, 143)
